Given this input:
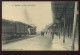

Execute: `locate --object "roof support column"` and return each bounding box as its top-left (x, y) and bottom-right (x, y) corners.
top-left (72, 1), bottom-right (78, 51)
top-left (63, 6), bottom-right (66, 43)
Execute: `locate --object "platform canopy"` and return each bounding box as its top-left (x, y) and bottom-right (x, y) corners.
top-left (51, 1), bottom-right (75, 27)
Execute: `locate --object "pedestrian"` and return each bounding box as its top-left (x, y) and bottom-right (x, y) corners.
top-left (41, 31), bottom-right (42, 36)
top-left (46, 32), bottom-right (47, 34)
top-left (42, 32), bottom-right (44, 36)
top-left (51, 31), bottom-right (54, 39)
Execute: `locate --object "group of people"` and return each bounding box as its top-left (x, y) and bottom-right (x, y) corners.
top-left (41, 31), bottom-right (54, 38)
top-left (41, 31), bottom-right (45, 36)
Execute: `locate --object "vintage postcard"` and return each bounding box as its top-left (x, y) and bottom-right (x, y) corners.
top-left (2, 1), bottom-right (79, 51)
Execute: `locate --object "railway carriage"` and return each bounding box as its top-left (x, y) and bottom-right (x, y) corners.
top-left (2, 19), bottom-right (15, 40)
top-left (15, 21), bottom-right (29, 37)
top-left (2, 19), bottom-right (29, 40)
top-left (2, 19), bottom-right (36, 43)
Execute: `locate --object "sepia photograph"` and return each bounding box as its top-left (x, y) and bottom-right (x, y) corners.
top-left (2, 1), bottom-right (79, 51)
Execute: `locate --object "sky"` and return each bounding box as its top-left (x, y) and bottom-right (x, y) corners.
top-left (2, 1), bottom-right (53, 32)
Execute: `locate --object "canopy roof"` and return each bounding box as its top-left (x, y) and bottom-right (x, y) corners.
top-left (51, 1), bottom-right (75, 27)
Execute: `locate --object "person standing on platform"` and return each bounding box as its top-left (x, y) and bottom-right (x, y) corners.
top-left (41, 31), bottom-right (44, 36)
top-left (41, 31), bottom-right (42, 36)
top-left (42, 32), bottom-right (44, 36)
top-left (51, 31), bottom-right (54, 39)
top-left (46, 32), bottom-right (47, 34)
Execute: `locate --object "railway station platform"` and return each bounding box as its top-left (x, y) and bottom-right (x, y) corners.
top-left (2, 34), bottom-right (78, 51)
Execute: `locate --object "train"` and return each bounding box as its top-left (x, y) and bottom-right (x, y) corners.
top-left (2, 19), bottom-right (36, 41)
